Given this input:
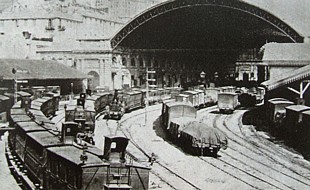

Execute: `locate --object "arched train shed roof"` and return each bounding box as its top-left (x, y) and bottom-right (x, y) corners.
top-left (111, 0), bottom-right (304, 50)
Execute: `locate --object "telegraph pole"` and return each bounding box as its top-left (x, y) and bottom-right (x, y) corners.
top-left (145, 67), bottom-right (156, 126)
top-left (12, 68), bottom-right (17, 104)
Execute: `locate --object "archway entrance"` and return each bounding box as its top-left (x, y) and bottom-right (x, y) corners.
top-left (87, 71), bottom-right (100, 90)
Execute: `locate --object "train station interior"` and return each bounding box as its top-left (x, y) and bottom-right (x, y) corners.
top-left (1, 1), bottom-right (310, 189)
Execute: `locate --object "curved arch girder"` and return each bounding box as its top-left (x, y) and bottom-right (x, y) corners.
top-left (111, 0), bottom-right (303, 49)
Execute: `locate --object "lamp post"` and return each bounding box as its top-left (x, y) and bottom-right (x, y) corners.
top-left (214, 72), bottom-right (219, 87)
top-left (70, 82), bottom-right (73, 100)
top-left (200, 71), bottom-right (206, 87)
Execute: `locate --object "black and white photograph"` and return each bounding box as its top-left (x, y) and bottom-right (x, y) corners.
top-left (0, 0), bottom-right (310, 189)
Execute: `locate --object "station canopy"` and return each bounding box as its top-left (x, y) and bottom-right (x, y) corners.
top-left (0, 59), bottom-right (89, 80)
top-left (261, 64), bottom-right (310, 91)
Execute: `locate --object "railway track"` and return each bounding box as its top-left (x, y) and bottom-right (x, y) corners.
top-left (197, 111), bottom-right (288, 189)
top-left (97, 103), bottom-right (310, 189)
top-left (118, 106), bottom-right (202, 190)
top-left (245, 119), bottom-right (310, 171)
top-left (223, 112), bottom-right (310, 184)
top-left (202, 110), bottom-right (310, 189)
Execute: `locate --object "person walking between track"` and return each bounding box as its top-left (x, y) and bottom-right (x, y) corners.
top-left (149, 153), bottom-right (156, 166)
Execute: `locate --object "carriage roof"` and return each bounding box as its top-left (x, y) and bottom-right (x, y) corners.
top-left (10, 108), bottom-right (27, 115)
top-left (16, 120), bottom-right (56, 132)
top-left (33, 115), bottom-right (55, 125)
top-left (45, 91), bottom-right (59, 97)
top-left (27, 131), bottom-right (62, 147)
top-left (17, 91), bottom-right (32, 97)
top-left (37, 96), bottom-right (53, 102)
top-left (164, 101), bottom-right (193, 108)
top-left (268, 100), bottom-right (294, 106)
top-left (15, 121), bottom-right (47, 132)
top-left (268, 98), bottom-right (290, 102)
top-left (285, 105), bottom-right (310, 112)
top-left (183, 90), bottom-right (199, 94)
top-left (47, 146), bottom-right (106, 166)
top-left (162, 99), bottom-right (175, 104)
top-left (194, 89), bottom-right (204, 93)
top-left (11, 114), bottom-right (32, 122)
top-left (302, 110), bottom-right (310, 116)
top-left (176, 94), bottom-right (190, 97)
top-left (218, 92), bottom-right (238, 96)
top-left (0, 94), bottom-right (10, 101)
top-left (125, 91), bottom-right (142, 95)
top-left (30, 101), bottom-right (43, 108)
top-left (28, 109), bottom-right (46, 117)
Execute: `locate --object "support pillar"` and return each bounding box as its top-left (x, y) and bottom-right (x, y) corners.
top-left (287, 80), bottom-right (310, 105)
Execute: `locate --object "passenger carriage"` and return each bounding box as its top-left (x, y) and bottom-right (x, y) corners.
top-left (8, 95), bottom-right (151, 190)
top-left (182, 90), bottom-right (200, 108)
top-left (193, 89), bottom-right (205, 108)
top-left (23, 130), bottom-right (63, 186)
top-left (301, 110), bottom-right (310, 158)
top-left (256, 86), bottom-right (266, 104)
top-left (238, 92), bottom-right (256, 107)
top-left (282, 105), bottom-right (310, 141)
top-left (175, 94), bottom-right (190, 103)
top-left (217, 92), bottom-right (238, 114)
top-left (161, 101), bottom-right (196, 130)
top-left (0, 94), bottom-right (11, 122)
top-left (30, 86), bottom-right (46, 99)
top-left (122, 90), bottom-right (144, 112)
top-left (31, 96), bottom-right (57, 117)
top-left (45, 135), bottom-right (150, 190)
top-left (204, 87), bottom-right (220, 106)
top-left (219, 86), bottom-right (236, 93)
top-left (266, 98), bottom-right (294, 124)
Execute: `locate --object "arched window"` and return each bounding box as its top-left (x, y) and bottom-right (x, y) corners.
top-left (243, 73), bottom-right (249, 81)
top-left (139, 57), bottom-right (143, 67)
top-left (122, 57), bottom-right (127, 66)
top-left (131, 58), bottom-right (135, 66)
top-left (112, 56), bottom-right (117, 64)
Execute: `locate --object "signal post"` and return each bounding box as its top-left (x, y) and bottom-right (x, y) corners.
top-left (145, 68), bottom-right (156, 126)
